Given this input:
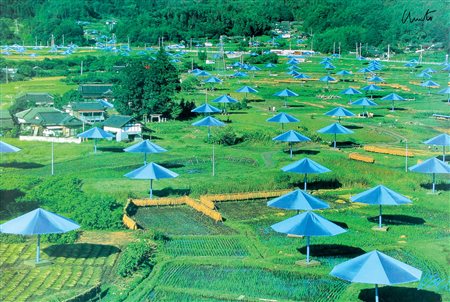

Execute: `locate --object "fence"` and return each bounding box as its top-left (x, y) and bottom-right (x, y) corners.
top-left (19, 136), bottom-right (81, 143)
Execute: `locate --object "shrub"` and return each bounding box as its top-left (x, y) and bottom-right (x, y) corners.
top-left (0, 233), bottom-right (27, 244)
top-left (116, 240), bottom-right (155, 277)
top-left (209, 127), bottom-right (242, 146)
top-left (42, 230), bottom-right (81, 244)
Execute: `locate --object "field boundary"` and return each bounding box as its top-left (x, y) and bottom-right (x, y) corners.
top-left (364, 145), bottom-right (414, 157)
top-left (123, 189), bottom-right (292, 228)
top-left (348, 152), bottom-right (375, 163)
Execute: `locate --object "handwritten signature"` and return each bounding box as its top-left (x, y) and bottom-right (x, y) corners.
top-left (402, 9), bottom-right (436, 24)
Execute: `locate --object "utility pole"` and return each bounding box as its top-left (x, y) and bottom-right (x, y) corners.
top-left (333, 42), bottom-right (336, 55)
top-left (338, 42), bottom-right (341, 57)
top-left (387, 44), bottom-right (390, 61)
top-left (80, 61), bottom-right (83, 75)
top-left (5, 67), bottom-right (8, 84)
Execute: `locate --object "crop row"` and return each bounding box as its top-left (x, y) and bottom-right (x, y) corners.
top-left (364, 145), bottom-right (414, 157)
top-left (162, 237), bottom-right (250, 257)
top-left (154, 263), bottom-right (347, 301)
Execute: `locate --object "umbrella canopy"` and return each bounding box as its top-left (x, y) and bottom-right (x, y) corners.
top-left (421, 80), bottom-right (440, 95)
top-left (191, 103), bottom-right (221, 114)
top-left (288, 65), bottom-right (300, 70)
top-left (368, 76), bottom-right (385, 83)
top-left (77, 127), bottom-right (114, 153)
top-left (336, 70), bottom-right (352, 76)
top-left (0, 140), bottom-right (21, 153)
top-left (318, 123), bottom-right (354, 148)
top-left (424, 133), bottom-right (450, 162)
top-left (273, 130), bottom-right (311, 158)
top-left (423, 67), bottom-right (436, 73)
top-left (267, 189), bottom-right (329, 211)
top-left (211, 94), bottom-right (239, 104)
top-left (351, 185), bottom-right (412, 228)
top-left (0, 208), bottom-right (80, 263)
top-left (274, 89), bottom-right (299, 107)
top-left (381, 93), bottom-right (405, 111)
top-left (124, 162), bottom-right (179, 198)
top-left (232, 71), bottom-right (248, 77)
top-left (352, 98), bottom-right (378, 116)
top-left (267, 112), bottom-right (299, 129)
top-left (320, 75), bottom-right (336, 88)
top-left (195, 70), bottom-right (211, 77)
top-left (416, 71), bottom-right (432, 79)
top-left (294, 73), bottom-right (311, 80)
top-left (204, 76), bottom-right (222, 83)
top-left (438, 87), bottom-right (450, 103)
top-left (330, 250), bottom-right (422, 302)
top-left (236, 86), bottom-right (258, 93)
top-left (271, 211), bottom-right (347, 263)
top-left (282, 158), bottom-right (331, 191)
top-left (341, 87), bottom-right (362, 95)
top-left (265, 63), bottom-right (277, 68)
top-left (409, 157), bottom-right (450, 192)
top-left (361, 84), bottom-right (382, 99)
top-left (124, 139), bottom-right (167, 165)
top-left (248, 65), bottom-right (261, 71)
top-left (324, 107), bottom-right (356, 122)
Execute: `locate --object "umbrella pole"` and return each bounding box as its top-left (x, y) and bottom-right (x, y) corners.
top-left (144, 153), bottom-right (147, 165)
top-left (290, 143), bottom-right (293, 159)
top-left (334, 133), bottom-right (337, 149)
top-left (212, 143), bottom-right (215, 176)
top-left (36, 234), bottom-right (40, 263)
top-left (379, 205), bottom-right (382, 228)
top-left (304, 173), bottom-right (307, 191)
top-left (150, 179), bottom-right (153, 199)
top-left (432, 173), bottom-right (435, 193)
top-left (306, 236), bottom-right (310, 263)
top-left (391, 100), bottom-right (395, 112)
top-left (94, 139), bottom-right (97, 153)
top-left (208, 127), bottom-right (211, 141)
top-left (443, 146), bottom-right (446, 162)
top-left (375, 284), bottom-right (379, 302)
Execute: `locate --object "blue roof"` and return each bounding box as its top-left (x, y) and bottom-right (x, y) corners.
top-left (273, 130), bottom-right (311, 143)
top-left (282, 158), bottom-right (331, 174)
top-left (271, 211), bottom-right (347, 236)
top-left (350, 185), bottom-right (412, 206)
top-left (267, 189), bottom-right (329, 210)
top-left (0, 208), bottom-right (80, 235)
top-left (318, 123), bottom-right (354, 134)
top-left (330, 250), bottom-right (422, 285)
top-left (124, 162), bottom-right (179, 180)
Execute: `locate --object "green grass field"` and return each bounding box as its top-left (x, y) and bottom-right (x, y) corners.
top-left (0, 50), bottom-right (449, 301)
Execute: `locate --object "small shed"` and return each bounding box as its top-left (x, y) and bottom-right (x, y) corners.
top-left (103, 115), bottom-right (142, 142)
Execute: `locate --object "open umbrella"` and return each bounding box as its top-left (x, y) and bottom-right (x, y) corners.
top-left (330, 250), bottom-right (422, 302)
top-left (438, 87), bottom-right (450, 103)
top-left (361, 84), bottom-right (382, 99)
top-left (336, 70), bottom-right (352, 76)
top-left (324, 107), bottom-right (355, 123)
top-left (350, 185), bottom-right (412, 229)
top-left (423, 67), bottom-right (436, 73)
top-left (421, 80), bottom-right (440, 95)
top-left (267, 189), bottom-right (329, 211)
top-left (265, 63), bottom-right (277, 68)
top-left (0, 140), bottom-right (21, 153)
top-left (195, 70), bottom-right (211, 77)
top-left (294, 73), bottom-right (311, 80)
top-left (273, 130), bottom-right (311, 158)
top-left (409, 157), bottom-right (450, 193)
top-left (236, 85), bottom-right (258, 100)
top-left (211, 94), bottom-right (239, 113)
top-left (340, 88), bottom-right (362, 104)
top-left (0, 208), bottom-right (80, 263)
top-left (192, 116), bottom-right (225, 176)
top-left (320, 75), bottom-right (336, 89)
top-left (77, 127), bottom-right (114, 153)
top-left (416, 71), bottom-right (432, 79)
top-left (124, 139), bottom-right (167, 165)
top-left (191, 103), bottom-right (221, 114)
top-left (381, 93), bottom-right (405, 111)
top-left (274, 88), bottom-right (299, 107)
top-left (267, 112), bottom-right (299, 130)
top-left (124, 162), bottom-right (179, 199)
top-left (232, 71), bottom-right (248, 78)
top-left (288, 65), bottom-right (300, 70)
top-left (318, 123), bottom-right (354, 149)
top-left (351, 98), bottom-right (378, 117)
top-left (368, 76), bottom-right (385, 83)
top-left (271, 211), bottom-right (347, 263)
top-left (424, 133), bottom-right (450, 162)
top-left (282, 158), bottom-right (331, 191)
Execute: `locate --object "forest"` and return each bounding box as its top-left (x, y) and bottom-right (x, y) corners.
top-left (0, 0), bottom-right (448, 52)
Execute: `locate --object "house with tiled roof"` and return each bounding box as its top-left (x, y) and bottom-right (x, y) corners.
top-left (78, 84), bottom-right (114, 100)
top-left (16, 93), bottom-right (54, 106)
top-left (65, 101), bottom-right (107, 124)
top-left (103, 115), bottom-right (142, 141)
top-left (15, 107), bottom-right (82, 137)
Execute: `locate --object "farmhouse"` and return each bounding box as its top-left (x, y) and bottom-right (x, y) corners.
top-left (78, 84), bottom-right (114, 100)
top-left (65, 101), bottom-right (107, 124)
top-left (0, 109), bottom-right (15, 131)
top-left (15, 107), bottom-right (83, 137)
top-left (15, 93), bottom-right (54, 107)
top-left (103, 115), bottom-right (142, 141)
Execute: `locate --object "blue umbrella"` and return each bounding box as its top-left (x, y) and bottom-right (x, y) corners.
top-left (336, 70), bottom-right (352, 76)
top-left (273, 130), bottom-right (311, 158)
top-left (287, 58), bottom-right (299, 65)
top-left (324, 107), bottom-right (355, 123)
top-left (124, 139), bottom-right (167, 165)
top-left (267, 112), bottom-right (299, 130)
top-left (192, 116), bottom-right (225, 176)
top-left (381, 93), bottom-right (405, 111)
top-left (232, 71), bottom-right (248, 77)
top-left (191, 103), bottom-right (222, 114)
top-left (0, 208), bottom-right (80, 263)
top-left (421, 80), bottom-right (440, 95)
top-left (236, 85), bottom-right (258, 99)
top-left (271, 211), bottom-right (347, 263)
top-left (288, 65), bottom-right (300, 70)
top-left (351, 98), bottom-right (378, 117)
top-left (368, 76), bottom-right (385, 83)
top-left (362, 84), bottom-right (382, 99)
top-left (211, 94), bottom-right (239, 104)
top-left (438, 86), bottom-right (450, 103)
top-left (204, 76), bottom-right (222, 84)
top-left (423, 67), bottom-right (436, 73)
top-left (267, 189), bottom-right (329, 211)
top-left (409, 157), bottom-right (450, 193)
top-left (351, 185), bottom-right (412, 228)
top-left (294, 73), bottom-right (311, 80)
top-left (248, 65), bottom-right (261, 71)
top-left (77, 127), bottom-right (115, 153)
top-left (318, 123), bottom-right (354, 149)
top-left (282, 158), bottom-right (331, 191)
top-left (320, 75), bottom-right (336, 89)
top-left (424, 133), bottom-right (450, 162)
top-left (124, 162), bottom-right (179, 199)
top-left (265, 63), bottom-right (277, 68)
top-left (416, 71), bottom-right (432, 79)
top-left (195, 70), bottom-right (211, 77)
top-left (330, 250), bottom-right (422, 302)
top-left (441, 65), bottom-right (450, 72)
top-left (274, 88), bottom-right (299, 107)
top-left (341, 88), bottom-right (362, 103)
top-left (0, 140), bottom-right (21, 153)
